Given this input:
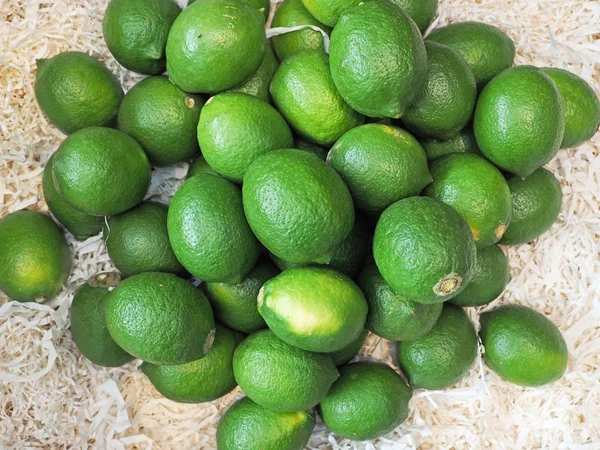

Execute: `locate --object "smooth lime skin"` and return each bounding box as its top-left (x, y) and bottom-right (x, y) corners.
top-left (103, 0), bottom-right (181, 75)
top-left (329, 329), bottom-right (367, 366)
top-left (424, 153), bottom-right (513, 248)
top-left (0, 211), bottom-right (71, 303)
top-left (243, 149), bottom-right (355, 265)
top-left (402, 41), bottom-right (477, 140)
top-left (300, 0), bottom-right (361, 27)
top-left (329, 0), bottom-right (427, 119)
top-left (480, 305), bottom-right (568, 387)
top-left (328, 124), bottom-right (432, 214)
top-left (397, 304), bottom-right (477, 389)
top-left (258, 266), bottom-right (368, 352)
top-left (103, 201), bottom-right (185, 277)
top-left (427, 21), bottom-right (516, 90)
top-left (542, 67), bottom-right (600, 148)
top-left (168, 173), bottom-right (260, 283)
top-left (43, 154), bottom-right (104, 240)
top-left (70, 272), bottom-right (134, 367)
top-left (186, 154), bottom-right (215, 178)
top-left (373, 197), bottom-right (476, 304)
top-left (389, 0), bottom-right (437, 33)
top-left (52, 127), bottom-right (151, 217)
top-left (319, 362), bottom-right (412, 440)
top-left (233, 330), bottom-right (339, 412)
top-left (474, 66), bottom-right (565, 178)
top-left (296, 138), bottom-right (329, 160)
top-left (500, 168), bottom-right (563, 245)
top-left (270, 50), bottom-right (363, 146)
top-left (228, 47), bottom-right (279, 103)
top-left (190, 0), bottom-right (271, 19)
top-left (166, 0), bottom-right (267, 94)
top-left (202, 258), bottom-right (279, 333)
top-left (118, 76), bottom-right (203, 166)
top-left (358, 263), bottom-right (443, 341)
top-left (198, 93), bottom-right (293, 183)
top-left (104, 272), bottom-right (215, 365)
top-left (141, 324), bottom-right (242, 403)
top-left (35, 52), bottom-right (123, 134)
top-left (272, 0), bottom-right (332, 62)
top-left (217, 397), bottom-right (315, 450)
top-left (420, 127), bottom-right (481, 161)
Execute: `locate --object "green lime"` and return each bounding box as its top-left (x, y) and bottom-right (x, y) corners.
top-left (450, 244), bottom-right (511, 307)
top-left (270, 50), bottom-right (363, 146)
top-left (389, 0), bottom-right (437, 33)
top-left (373, 197), bottom-right (476, 304)
top-left (104, 272), bottom-right (215, 365)
top-left (233, 329), bottom-right (338, 411)
top-left (117, 76), bottom-right (203, 166)
top-left (202, 258), bottom-right (279, 333)
top-left (42, 154), bottom-right (104, 240)
top-left (480, 304), bottom-right (568, 387)
top-left (243, 149), bottom-right (354, 264)
top-left (258, 266), bottom-right (368, 352)
top-left (228, 46), bottom-right (279, 103)
top-left (272, 0), bottom-right (332, 61)
top-left (358, 263), bottom-right (443, 341)
top-left (328, 124), bottom-right (432, 214)
top-left (217, 397), bottom-right (315, 450)
top-left (300, 0), bottom-right (361, 27)
top-left (70, 272), bottom-right (133, 367)
top-left (187, 154), bottom-right (215, 178)
top-left (542, 67), bottom-right (600, 148)
top-left (319, 362), bottom-right (412, 440)
top-left (190, 0), bottom-right (271, 19)
top-left (52, 127), bottom-right (151, 217)
top-left (402, 41), bottom-right (477, 140)
top-left (168, 173), bottom-right (260, 283)
top-left (427, 21), bottom-right (516, 89)
top-left (166, 0), bottom-right (267, 93)
top-left (420, 127), bottom-right (481, 161)
top-left (296, 138), bottom-right (329, 160)
top-left (473, 65), bottom-right (565, 178)
top-left (326, 212), bottom-right (372, 278)
top-left (103, 0), bottom-right (181, 75)
top-left (197, 93), bottom-right (293, 182)
top-left (329, 0), bottom-right (427, 118)
top-left (0, 210), bottom-right (71, 303)
top-left (141, 324), bottom-right (242, 403)
top-left (424, 153), bottom-right (513, 248)
top-left (500, 168), bottom-right (563, 245)
top-left (397, 304), bottom-right (477, 389)
top-left (329, 329), bottom-right (367, 366)
top-left (35, 52), bottom-right (123, 134)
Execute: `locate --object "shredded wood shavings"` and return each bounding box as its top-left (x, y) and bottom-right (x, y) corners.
top-left (1, 0), bottom-right (599, 448)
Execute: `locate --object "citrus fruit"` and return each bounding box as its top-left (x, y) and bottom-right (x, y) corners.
top-left (390, 0), bottom-right (438, 33)
top-left (187, 154), bottom-right (215, 178)
top-left (300, 0), bottom-right (361, 27)
top-left (189, 0), bottom-right (271, 19)
top-left (296, 138), bottom-right (329, 160)
top-left (329, 329), bottom-right (367, 366)
top-left (228, 46), bottom-right (279, 103)
top-left (420, 127), bottom-right (481, 161)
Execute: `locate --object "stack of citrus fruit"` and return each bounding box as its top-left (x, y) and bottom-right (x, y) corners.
top-left (1, 0), bottom-right (598, 447)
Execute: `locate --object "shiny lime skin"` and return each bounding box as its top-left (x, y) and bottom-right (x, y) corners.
top-left (233, 330), bottom-right (339, 412)
top-left (480, 305), bottom-right (568, 387)
top-left (420, 127), bottom-right (481, 161)
top-left (319, 362), bottom-right (412, 440)
top-left (0, 211), bottom-right (71, 303)
top-left (397, 304), bottom-right (477, 389)
top-left (117, 76), bottom-right (203, 166)
top-left (42, 154), bottom-right (104, 240)
top-left (217, 397), bottom-right (315, 450)
top-left (373, 197), bottom-right (476, 304)
top-left (296, 138), bottom-right (329, 160)
top-left (358, 263), bottom-right (443, 341)
top-left (450, 244), bottom-right (511, 307)
top-left (165, 0), bottom-right (267, 93)
top-left (427, 21), bottom-right (516, 89)
top-left (402, 41), bottom-right (477, 140)
top-left (228, 47), bottom-right (279, 103)
top-left (167, 173), bottom-right (260, 283)
top-left (328, 124), bottom-right (432, 214)
top-left (243, 149), bottom-right (355, 264)
top-left (104, 272), bottom-right (215, 365)
top-left (186, 154), bottom-right (215, 178)
top-left (270, 50), bottom-right (364, 146)
top-left (329, 328), bottom-right (367, 366)
top-left (474, 66), bottom-right (565, 178)
top-left (52, 127), bottom-right (151, 217)
top-left (70, 272), bottom-right (134, 367)
top-left (500, 168), bottom-right (563, 245)
top-left (329, 0), bottom-right (427, 118)
top-left (424, 153), bottom-right (513, 248)
top-left (190, 0), bottom-right (271, 19)
top-left (103, 0), bottom-right (181, 75)
top-left (389, 0), bottom-right (438, 33)
top-left (35, 52), bottom-right (123, 134)
top-left (300, 0), bottom-right (361, 27)
top-left (197, 93), bottom-right (293, 183)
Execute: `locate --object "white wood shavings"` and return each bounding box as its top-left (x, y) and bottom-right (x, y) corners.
top-left (1, 0), bottom-right (599, 448)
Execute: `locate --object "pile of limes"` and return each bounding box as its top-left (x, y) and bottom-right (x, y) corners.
top-left (1, 0), bottom-right (599, 447)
